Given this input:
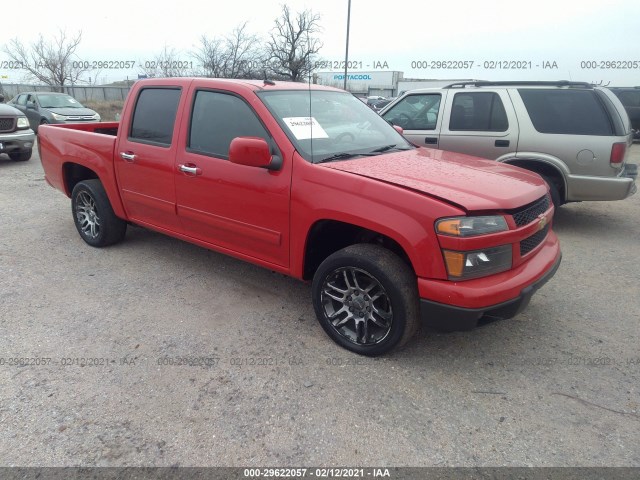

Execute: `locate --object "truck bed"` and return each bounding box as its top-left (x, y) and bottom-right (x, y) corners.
top-left (38, 122), bottom-right (124, 218)
top-left (51, 121), bottom-right (119, 136)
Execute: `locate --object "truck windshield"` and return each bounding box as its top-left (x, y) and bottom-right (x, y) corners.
top-left (257, 90), bottom-right (413, 163)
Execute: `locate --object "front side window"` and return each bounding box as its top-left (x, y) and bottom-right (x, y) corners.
top-left (188, 90), bottom-right (270, 158)
top-left (129, 88), bottom-right (181, 146)
top-left (519, 89), bottom-right (613, 135)
top-left (449, 92), bottom-right (508, 132)
top-left (382, 94), bottom-right (441, 130)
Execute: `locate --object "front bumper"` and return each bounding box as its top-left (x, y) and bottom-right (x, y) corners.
top-left (418, 233), bottom-right (561, 331)
top-left (0, 130), bottom-right (36, 153)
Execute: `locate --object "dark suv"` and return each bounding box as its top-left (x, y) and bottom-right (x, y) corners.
top-left (609, 87), bottom-right (640, 141)
top-left (0, 93), bottom-right (36, 162)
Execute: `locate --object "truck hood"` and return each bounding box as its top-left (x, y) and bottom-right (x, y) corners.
top-left (321, 147), bottom-right (548, 211)
top-left (0, 103), bottom-right (23, 116)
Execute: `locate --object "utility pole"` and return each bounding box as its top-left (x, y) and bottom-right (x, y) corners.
top-left (343, 0), bottom-right (351, 91)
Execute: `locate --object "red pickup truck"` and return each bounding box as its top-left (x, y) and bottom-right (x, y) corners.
top-left (39, 78), bottom-right (561, 355)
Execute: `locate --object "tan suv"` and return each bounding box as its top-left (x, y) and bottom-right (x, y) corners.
top-left (379, 81), bottom-right (637, 207)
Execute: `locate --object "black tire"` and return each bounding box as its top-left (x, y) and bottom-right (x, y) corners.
top-left (71, 179), bottom-right (127, 247)
top-left (312, 244), bottom-right (419, 356)
top-left (37, 119), bottom-right (49, 134)
top-left (8, 149), bottom-right (32, 162)
top-left (541, 175), bottom-right (563, 209)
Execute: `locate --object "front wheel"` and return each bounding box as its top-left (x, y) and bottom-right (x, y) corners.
top-left (71, 180), bottom-right (127, 247)
top-left (312, 244), bottom-right (420, 356)
top-left (9, 149), bottom-right (31, 161)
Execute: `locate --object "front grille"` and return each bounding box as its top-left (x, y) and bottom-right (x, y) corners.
top-left (512, 195), bottom-right (550, 227)
top-left (0, 117), bottom-right (16, 132)
top-left (520, 224), bottom-right (549, 256)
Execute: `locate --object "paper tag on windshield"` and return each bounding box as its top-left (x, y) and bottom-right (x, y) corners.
top-left (283, 117), bottom-right (328, 139)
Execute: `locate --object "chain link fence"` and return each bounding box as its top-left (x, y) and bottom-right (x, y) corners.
top-left (0, 84), bottom-right (131, 102)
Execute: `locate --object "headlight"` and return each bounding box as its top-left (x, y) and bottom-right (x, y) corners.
top-left (51, 113), bottom-right (66, 121)
top-left (16, 117), bottom-right (29, 129)
top-left (93, 114), bottom-right (101, 121)
top-left (443, 245), bottom-right (512, 280)
top-left (436, 216), bottom-right (508, 237)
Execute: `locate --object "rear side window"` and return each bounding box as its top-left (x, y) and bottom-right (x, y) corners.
top-left (129, 88), bottom-right (181, 146)
top-left (519, 89), bottom-right (614, 135)
top-left (449, 92), bottom-right (508, 131)
top-left (188, 90), bottom-right (270, 159)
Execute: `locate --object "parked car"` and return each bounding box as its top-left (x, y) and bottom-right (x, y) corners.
top-left (609, 87), bottom-right (640, 141)
top-left (9, 91), bottom-right (100, 133)
top-left (371, 98), bottom-right (394, 112)
top-left (38, 78), bottom-right (561, 355)
top-left (0, 93), bottom-right (36, 161)
top-left (379, 81), bottom-right (637, 207)
top-left (366, 95), bottom-right (386, 107)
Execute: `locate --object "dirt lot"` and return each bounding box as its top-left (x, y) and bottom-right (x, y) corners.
top-left (0, 145), bottom-right (638, 467)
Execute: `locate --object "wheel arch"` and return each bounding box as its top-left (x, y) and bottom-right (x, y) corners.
top-left (63, 162), bottom-right (99, 196)
top-left (302, 219), bottom-right (415, 281)
top-left (62, 161), bottom-right (128, 220)
top-left (501, 156), bottom-right (568, 203)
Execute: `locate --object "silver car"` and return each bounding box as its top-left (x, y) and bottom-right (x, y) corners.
top-left (9, 91), bottom-right (100, 133)
top-left (379, 81), bottom-right (637, 207)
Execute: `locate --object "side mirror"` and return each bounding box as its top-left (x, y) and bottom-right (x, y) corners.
top-left (393, 125), bottom-right (404, 135)
top-left (27, 102), bottom-right (36, 110)
top-left (0, 94), bottom-right (4, 103)
top-left (229, 137), bottom-right (281, 170)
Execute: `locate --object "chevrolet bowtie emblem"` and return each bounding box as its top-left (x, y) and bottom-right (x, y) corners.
top-left (538, 215), bottom-right (547, 231)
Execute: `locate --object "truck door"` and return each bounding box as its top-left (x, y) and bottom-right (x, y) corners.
top-left (438, 90), bottom-right (518, 160)
top-left (174, 88), bottom-right (290, 268)
top-left (115, 86), bottom-right (184, 232)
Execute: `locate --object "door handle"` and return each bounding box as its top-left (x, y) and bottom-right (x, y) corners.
top-left (495, 140), bottom-right (510, 147)
top-left (179, 164), bottom-right (202, 176)
top-left (120, 152), bottom-right (136, 162)
top-left (424, 137), bottom-right (438, 145)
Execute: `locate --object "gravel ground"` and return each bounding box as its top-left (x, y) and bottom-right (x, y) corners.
top-left (0, 144), bottom-right (638, 467)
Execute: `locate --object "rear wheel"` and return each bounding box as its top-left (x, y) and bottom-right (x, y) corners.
top-left (312, 244), bottom-right (419, 356)
top-left (71, 180), bottom-right (127, 247)
top-left (8, 149), bottom-right (32, 162)
top-left (541, 175), bottom-right (563, 209)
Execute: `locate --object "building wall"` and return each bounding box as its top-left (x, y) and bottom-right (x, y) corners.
top-left (314, 71), bottom-right (403, 97)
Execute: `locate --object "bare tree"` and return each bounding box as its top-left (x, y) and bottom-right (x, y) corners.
top-left (3, 30), bottom-right (89, 90)
top-left (191, 23), bottom-right (262, 79)
top-left (191, 36), bottom-right (226, 78)
top-left (266, 5), bottom-right (322, 82)
top-left (139, 46), bottom-right (193, 78)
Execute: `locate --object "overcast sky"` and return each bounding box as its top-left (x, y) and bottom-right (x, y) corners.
top-left (1, 0), bottom-right (638, 86)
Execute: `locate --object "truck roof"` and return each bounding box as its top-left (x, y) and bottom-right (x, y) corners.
top-left (134, 77), bottom-right (344, 92)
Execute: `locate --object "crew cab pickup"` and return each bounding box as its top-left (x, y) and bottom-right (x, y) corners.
top-left (39, 78), bottom-right (561, 355)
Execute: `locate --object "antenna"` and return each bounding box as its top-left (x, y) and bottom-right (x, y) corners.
top-left (307, 16), bottom-right (313, 160)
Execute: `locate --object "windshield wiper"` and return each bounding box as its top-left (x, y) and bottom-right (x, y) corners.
top-left (369, 144), bottom-right (412, 154)
top-left (317, 152), bottom-right (364, 163)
